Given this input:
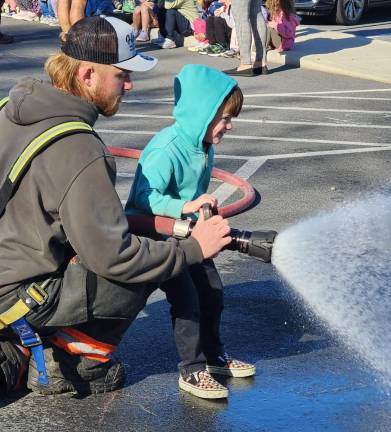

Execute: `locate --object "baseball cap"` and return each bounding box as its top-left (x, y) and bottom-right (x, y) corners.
top-left (62, 15), bottom-right (157, 72)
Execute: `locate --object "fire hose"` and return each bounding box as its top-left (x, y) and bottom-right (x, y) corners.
top-left (108, 146), bottom-right (277, 262)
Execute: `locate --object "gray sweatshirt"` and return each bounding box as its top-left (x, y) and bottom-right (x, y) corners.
top-left (0, 78), bottom-right (203, 296)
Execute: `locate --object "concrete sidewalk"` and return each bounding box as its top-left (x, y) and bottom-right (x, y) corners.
top-left (1, 16), bottom-right (391, 84)
top-left (266, 26), bottom-right (391, 84)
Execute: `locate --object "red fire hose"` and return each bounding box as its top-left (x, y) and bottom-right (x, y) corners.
top-left (108, 146), bottom-right (256, 237)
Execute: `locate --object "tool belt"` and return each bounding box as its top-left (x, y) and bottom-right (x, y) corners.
top-left (0, 279), bottom-right (51, 385)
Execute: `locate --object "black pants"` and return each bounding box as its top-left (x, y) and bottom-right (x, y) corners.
top-left (206, 16), bottom-right (231, 48)
top-left (157, 8), bottom-right (192, 41)
top-left (161, 259), bottom-right (224, 376)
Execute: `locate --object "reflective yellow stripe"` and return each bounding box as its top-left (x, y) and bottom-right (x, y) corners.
top-left (9, 121), bottom-right (92, 183)
top-left (0, 300), bottom-right (31, 330)
top-left (0, 97), bottom-right (9, 110)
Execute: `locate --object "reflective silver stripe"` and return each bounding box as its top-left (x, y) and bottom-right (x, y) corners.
top-left (54, 330), bottom-right (112, 357)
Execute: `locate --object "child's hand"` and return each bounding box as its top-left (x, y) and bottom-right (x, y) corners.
top-left (182, 194), bottom-right (218, 214)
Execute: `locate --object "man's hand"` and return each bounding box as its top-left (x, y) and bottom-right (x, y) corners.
top-left (182, 194), bottom-right (217, 214)
top-left (190, 214), bottom-right (231, 259)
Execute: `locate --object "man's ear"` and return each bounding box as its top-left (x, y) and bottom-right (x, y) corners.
top-left (77, 63), bottom-right (94, 87)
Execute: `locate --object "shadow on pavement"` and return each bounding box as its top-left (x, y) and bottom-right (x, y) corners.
top-left (117, 279), bottom-right (332, 388)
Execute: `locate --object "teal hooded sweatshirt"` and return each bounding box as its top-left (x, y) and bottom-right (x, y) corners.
top-left (126, 64), bottom-right (237, 219)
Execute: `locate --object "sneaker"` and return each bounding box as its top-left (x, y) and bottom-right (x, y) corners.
top-left (47, 17), bottom-right (59, 26)
top-left (136, 30), bottom-right (149, 42)
top-left (0, 32), bottom-right (14, 44)
top-left (207, 43), bottom-right (228, 57)
top-left (179, 369), bottom-right (228, 399)
top-left (206, 353), bottom-right (256, 378)
top-left (27, 344), bottom-right (125, 395)
top-left (13, 10), bottom-right (38, 21)
top-left (187, 41), bottom-right (208, 52)
top-left (0, 341), bottom-right (30, 392)
top-left (222, 49), bottom-right (239, 59)
top-left (160, 38), bottom-right (176, 49)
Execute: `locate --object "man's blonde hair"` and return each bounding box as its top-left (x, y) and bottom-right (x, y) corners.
top-left (45, 53), bottom-right (86, 98)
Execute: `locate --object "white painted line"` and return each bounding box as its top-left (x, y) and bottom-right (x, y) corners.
top-left (119, 100), bottom-right (391, 115)
top-left (242, 105), bottom-right (391, 115)
top-left (214, 145), bottom-right (391, 161)
top-left (112, 113), bottom-right (391, 129)
top-left (244, 88), bottom-right (391, 97)
top-left (96, 129), bottom-right (390, 147)
top-left (212, 158), bottom-right (268, 204)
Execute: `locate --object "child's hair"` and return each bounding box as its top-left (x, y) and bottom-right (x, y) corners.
top-left (222, 86), bottom-right (243, 117)
top-left (266, 0), bottom-right (295, 18)
top-left (197, 0), bottom-right (212, 9)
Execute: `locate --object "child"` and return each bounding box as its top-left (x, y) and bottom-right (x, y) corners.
top-left (126, 64), bottom-right (255, 400)
top-left (132, 0), bottom-right (159, 42)
top-left (266, 0), bottom-right (299, 52)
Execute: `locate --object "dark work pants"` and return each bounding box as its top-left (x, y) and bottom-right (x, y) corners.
top-left (16, 257), bottom-right (158, 347)
top-left (157, 8), bottom-right (192, 41)
top-left (206, 16), bottom-right (231, 48)
top-left (161, 259), bottom-right (224, 376)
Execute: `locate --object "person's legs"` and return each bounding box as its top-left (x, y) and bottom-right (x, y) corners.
top-left (249, 0), bottom-right (267, 68)
top-left (57, 0), bottom-right (71, 33)
top-left (16, 258), bottom-right (158, 395)
top-left (161, 271), bottom-right (206, 377)
top-left (230, 0), bottom-right (252, 68)
top-left (213, 16), bottom-right (231, 48)
top-left (161, 267), bottom-right (228, 399)
top-left (205, 15), bottom-right (217, 45)
top-left (131, 4), bottom-right (141, 30)
top-left (0, 0), bottom-right (14, 43)
top-left (189, 260), bottom-right (225, 359)
top-left (155, 5), bottom-right (166, 38)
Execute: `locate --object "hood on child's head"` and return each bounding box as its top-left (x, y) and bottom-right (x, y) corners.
top-left (173, 64), bottom-right (237, 150)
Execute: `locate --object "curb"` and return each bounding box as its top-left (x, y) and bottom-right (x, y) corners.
top-left (267, 28), bottom-right (391, 84)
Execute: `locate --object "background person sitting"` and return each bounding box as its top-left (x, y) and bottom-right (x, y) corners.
top-left (154, 0), bottom-right (198, 49)
top-left (266, 0), bottom-right (299, 52)
top-left (132, 0), bottom-right (159, 41)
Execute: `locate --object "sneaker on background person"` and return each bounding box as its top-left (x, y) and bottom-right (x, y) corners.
top-left (136, 30), bottom-right (149, 42)
top-left (12, 10), bottom-right (38, 20)
top-left (206, 353), bottom-right (256, 378)
top-left (222, 48), bottom-right (239, 59)
top-left (187, 41), bottom-right (208, 52)
top-left (207, 43), bottom-right (228, 57)
top-left (160, 37), bottom-right (176, 49)
top-left (179, 369), bottom-right (228, 399)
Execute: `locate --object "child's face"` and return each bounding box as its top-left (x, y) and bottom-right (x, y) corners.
top-left (204, 106), bottom-right (233, 145)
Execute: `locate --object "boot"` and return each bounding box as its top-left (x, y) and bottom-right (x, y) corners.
top-left (27, 343), bottom-right (125, 395)
top-left (0, 340), bottom-right (30, 393)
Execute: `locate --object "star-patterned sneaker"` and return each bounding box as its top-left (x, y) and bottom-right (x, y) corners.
top-left (207, 353), bottom-right (256, 378)
top-left (179, 369), bottom-right (228, 399)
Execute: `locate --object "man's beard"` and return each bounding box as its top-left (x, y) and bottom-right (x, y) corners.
top-left (93, 85), bottom-right (123, 117)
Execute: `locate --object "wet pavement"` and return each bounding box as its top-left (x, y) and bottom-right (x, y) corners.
top-left (2, 264), bottom-right (391, 432)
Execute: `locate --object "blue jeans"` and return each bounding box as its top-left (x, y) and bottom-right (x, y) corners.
top-left (39, 0), bottom-right (55, 17)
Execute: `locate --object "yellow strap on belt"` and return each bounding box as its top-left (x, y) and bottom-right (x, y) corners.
top-left (0, 97), bottom-right (9, 110)
top-left (0, 299), bottom-right (30, 330)
top-left (0, 281), bottom-right (50, 330)
top-left (9, 121), bottom-right (93, 183)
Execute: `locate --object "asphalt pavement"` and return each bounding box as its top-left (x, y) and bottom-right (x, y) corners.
top-left (1, 15), bottom-right (391, 432)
